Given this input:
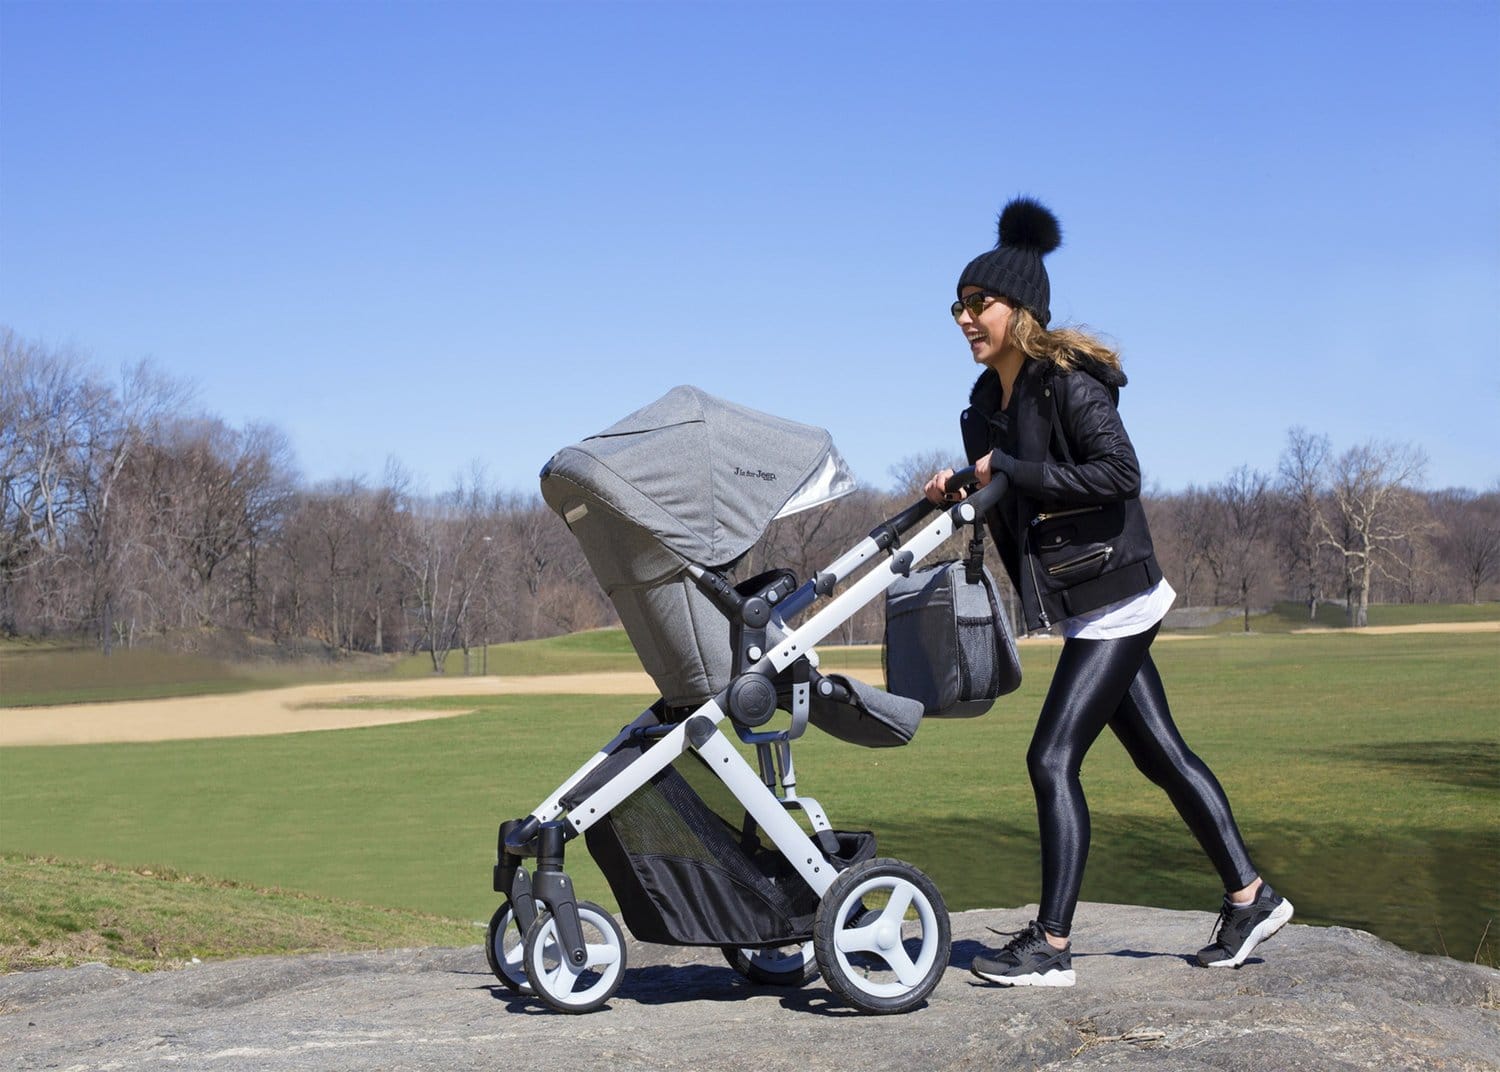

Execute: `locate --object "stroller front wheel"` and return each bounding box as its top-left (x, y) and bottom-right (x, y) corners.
top-left (484, 900), bottom-right (532, 994)
top-left (522, 900), bottom-right (626, 1013)
top-left (812, 857), bottom-right (950, 1014)
top-left (721, 942), bottom-right (819, 987)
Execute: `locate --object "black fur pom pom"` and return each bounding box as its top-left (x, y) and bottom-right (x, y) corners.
top-left (996, 197), bottom-right (1062, 255)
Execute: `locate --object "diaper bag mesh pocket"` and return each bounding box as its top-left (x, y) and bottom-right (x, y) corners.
top-left (883, 560), bottom-right (1022, 718)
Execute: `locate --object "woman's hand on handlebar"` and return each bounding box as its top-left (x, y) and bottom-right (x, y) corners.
top-left (923, 469), bottom-right (959, 505)
top-left (924, 455), bottom-right (1001, 504)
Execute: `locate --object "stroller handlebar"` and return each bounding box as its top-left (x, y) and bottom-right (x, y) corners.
top-left (946, 465), bottom-right (1009, 516)
top-left (810, 468), bottom-right (1009, 597)
top-left (942, 466), bottom-right (976, 494)
top-left (890, 466), bottom-right (1009, 537)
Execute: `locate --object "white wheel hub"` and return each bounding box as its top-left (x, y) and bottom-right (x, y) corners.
top-left (832, 876), bottom-right (939, 997)
top-left (523, 902), bottom-right (626, 1012)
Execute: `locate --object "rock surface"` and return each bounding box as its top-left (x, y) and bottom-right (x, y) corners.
top-left (3, 903), bottom-right (1497, 1071)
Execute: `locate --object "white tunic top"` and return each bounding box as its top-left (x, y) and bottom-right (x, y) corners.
top-left (1060, 577), bottom-right (1177, 640)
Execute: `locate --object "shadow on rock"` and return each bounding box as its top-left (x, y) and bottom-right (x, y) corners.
top-left (476, 962), bottom-right (920, 1019)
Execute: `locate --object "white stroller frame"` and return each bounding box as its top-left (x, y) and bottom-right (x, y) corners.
top-left (488, 469), bottom-right (1009, 1015)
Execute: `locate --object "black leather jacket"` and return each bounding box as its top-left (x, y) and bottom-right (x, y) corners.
top-left (960, 355), bottom-right (1162, 632)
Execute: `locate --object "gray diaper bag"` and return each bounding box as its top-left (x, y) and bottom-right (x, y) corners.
top-left (883, 559), bottom-right (1022, 718)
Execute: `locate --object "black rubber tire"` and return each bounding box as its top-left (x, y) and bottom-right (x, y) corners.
top-left (484, 900), bottom-right (531, 993)
top-left (720, 942), bottom-right (820, 987)
top-left (812, 857), bottom-right (950, 1014)
top-left (521, 901), bottom-right (626, 1014)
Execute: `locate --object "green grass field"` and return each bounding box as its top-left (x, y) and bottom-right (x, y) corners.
top-left (0, 629), bottom-right (649, 708)
top-left (1199, 600), bottom-right (1500, 634)
top-left (389, 628), bottom-right (647, 678)
top-left (0, 646), bottom-right (269, 707)
top-left (0, 854), bottom-right (476, 971)
top-left (2, 630), bottom-right (1496, 971)
top-left (9, 601), bottom-right (1494, 704)
top-left (0, 640), bottom-right (399, 708)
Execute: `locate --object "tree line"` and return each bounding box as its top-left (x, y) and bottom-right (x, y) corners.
top-left (3, 329), bottom-right (1496, 664)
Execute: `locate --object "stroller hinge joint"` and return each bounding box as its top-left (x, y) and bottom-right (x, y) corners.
top-left (685, 714), bottom-right (719, 749)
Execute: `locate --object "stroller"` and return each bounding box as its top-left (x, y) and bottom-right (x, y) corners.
top-left (487, 386), bottom-right (1020, 1014)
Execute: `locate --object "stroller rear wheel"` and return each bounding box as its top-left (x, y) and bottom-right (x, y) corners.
top-left (484, 900), bottom-right (532, 994)
top-left (812, 857), bottom-right (950, 1014)
top-left (721, 942), bottom-right (819, 987)
top-left (521, 900), bottom-right (626, 1013)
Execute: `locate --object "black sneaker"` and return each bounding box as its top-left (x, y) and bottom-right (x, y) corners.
top-left (1196, 883), bottom-right (1294, 968)
top-left (971, 920), bottom-right (1076, 987)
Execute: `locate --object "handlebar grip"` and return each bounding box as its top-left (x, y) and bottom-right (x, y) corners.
top-left (963, 471), bottom-right (1009, 514)
top-left (943, 466), bottom-right (977, 493)
top-left (883, 466), bottom-right (1007, 548)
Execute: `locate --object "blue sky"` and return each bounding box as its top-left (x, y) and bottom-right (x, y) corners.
top-left (3, 0), bottom-right (1497, 496)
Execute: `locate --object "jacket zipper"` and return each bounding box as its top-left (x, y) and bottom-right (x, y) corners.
top-left (1031, 505), bottom-right (1105, 526)
top-left (1045, 546), bottom-right (1114, 577)
top-left (1022, 525), bottom-right (1050, 628)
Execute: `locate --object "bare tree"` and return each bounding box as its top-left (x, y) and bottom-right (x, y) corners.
top-left (1277, 427), bottom-right (1332, 620)
top-left (1159, 486), bottom-right (1217, 607)
top-left (1209, 467), bottom-right (1275, 631)
top-left (354, 482), bottom-right (406, 652)
top-left (141, 417), bottom-right (295, 629)
top-left (496, 495), bottom-right (598, 639)
top-left (888, 449), bottom-right (964, 498)
top-left (757, 498), bottom-right (857, 585)
top-left (63, 361), bottom-right (189, 650)
top-left (0, 335), bottom-right (50, 559)
top-left (1319, 441), bottom-right (1428, 627)
top-left (1431, 487), bottom-right (1500, 603)
top-left (391, 472), bottom-right (502, 673)
top-left (276, 484), bottom-right (360, 651)
top-left (0, 333), bottom-right (103, 633)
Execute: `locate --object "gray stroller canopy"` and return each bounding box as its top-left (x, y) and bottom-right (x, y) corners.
top-left (541, 386), bottom-right (855, 708)
top-left (541, 385), bottom-right (855, 570)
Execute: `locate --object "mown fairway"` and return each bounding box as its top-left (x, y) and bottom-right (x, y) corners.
top-left (0, 642), bottom-right (399, 708)
top-left (2, 631), bottom-right (1496, 967)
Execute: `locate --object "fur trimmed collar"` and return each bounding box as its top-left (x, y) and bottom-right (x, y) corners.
top-left (968, 354), bottom-right (1127, 408)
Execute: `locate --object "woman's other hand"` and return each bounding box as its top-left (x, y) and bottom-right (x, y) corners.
top-left (924, 468), bottom-right (961, 505)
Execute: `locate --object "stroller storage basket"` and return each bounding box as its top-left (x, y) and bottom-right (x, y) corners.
top-left (574, 743), bottom-right (874, 946)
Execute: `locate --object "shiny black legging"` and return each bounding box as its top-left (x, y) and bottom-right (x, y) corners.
top-left (1028, 623), bottom-right (1258, 938)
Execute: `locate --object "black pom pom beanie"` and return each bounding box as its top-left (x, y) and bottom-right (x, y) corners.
top-left (957, 197), bottom-right (1063, 326)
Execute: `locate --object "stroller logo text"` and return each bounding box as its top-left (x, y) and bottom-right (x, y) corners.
top-left (733, 466), bottom-right (777, 482)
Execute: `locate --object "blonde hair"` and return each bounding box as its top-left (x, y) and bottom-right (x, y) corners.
top-left (1008, 307), bottom-right (1123, 374)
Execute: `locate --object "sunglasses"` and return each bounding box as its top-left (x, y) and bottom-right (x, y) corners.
top-left (951, 292), bottom-right (1004, 321)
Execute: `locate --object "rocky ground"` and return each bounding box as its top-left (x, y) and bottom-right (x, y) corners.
top-left (3, 902), bottom-right (1496, 1072)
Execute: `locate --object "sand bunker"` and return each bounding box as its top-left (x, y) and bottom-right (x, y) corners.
top-left (3, 622), bottom-right (1492, 746)
top-left (0, 673), bottom-right (660, 747)
top-left (1291, 620), bottom-right (1500, 635)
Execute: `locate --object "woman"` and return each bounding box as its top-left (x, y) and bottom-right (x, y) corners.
top-left (925, 198), bottom-right (1291, 987)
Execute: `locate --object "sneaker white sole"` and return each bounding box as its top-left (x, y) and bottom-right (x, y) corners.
top-left (1206, 898), bottom-right (1294, 968)
top-left (973, 967), bottom-right (1076, 987)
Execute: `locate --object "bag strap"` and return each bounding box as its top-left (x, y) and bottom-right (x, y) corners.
top-left (964, 523), bottom-right (986, 584)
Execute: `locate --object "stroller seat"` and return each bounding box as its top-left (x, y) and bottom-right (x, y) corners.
top-left (541, 384), bottom-right (923, 748)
